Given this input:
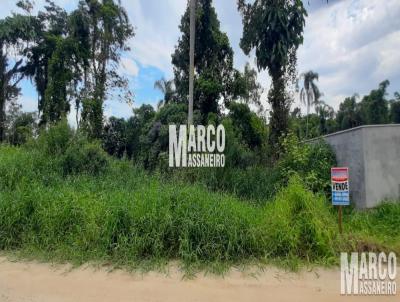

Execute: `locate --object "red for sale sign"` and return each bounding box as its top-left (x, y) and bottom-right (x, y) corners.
top-left (331, 167), bottom-right (350, 206)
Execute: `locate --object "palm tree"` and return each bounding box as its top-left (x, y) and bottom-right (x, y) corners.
top-left (154, 78), bottom-right (175, 109)
top-left (299, 70), bottom-right (321, 138)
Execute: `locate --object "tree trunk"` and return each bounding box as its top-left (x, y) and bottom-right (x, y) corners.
top-left (0, 46), bottom-right (6, 142)
top-left (0, 94), bottom-right (5, 142)
top-left (268, 74), bottom-right (290, 158)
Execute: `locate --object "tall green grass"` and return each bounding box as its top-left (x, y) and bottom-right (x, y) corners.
top-left (0, 145), bottom-right (398, 271)
top-left (344, 202), bottom-right (400, 253)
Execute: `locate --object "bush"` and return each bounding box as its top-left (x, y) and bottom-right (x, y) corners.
top-left (0, 145), bottom-right (60, 191)
top-left (173, 131), bottom-right (335, 204)
top-left (1, 147), bottom-right (398, 270)
top-left (61, 138), bottom-right (108, 175)
top-left (26, 121), bottom-right (108, 176)
top-left (172, 166), bottom-right (280, 204)
top-left (227, 102), bottom-right (268, 149)
top-left (37, 120), bottom-right (74, 155)
top-left (264, 175), bottom-right (338, 263)
top-left (278, 133), bottom-right (336, 194)
top-left (0, 146), bottom-right (341, 267)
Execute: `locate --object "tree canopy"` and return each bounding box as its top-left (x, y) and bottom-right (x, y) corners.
top-left (238, 0), bottom-right (307, 154)
top-left (0, 0), bottom-right (134, 139)
top-left (172, 0), bottom-right (261, 120)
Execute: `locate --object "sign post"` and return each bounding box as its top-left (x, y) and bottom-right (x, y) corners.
top-left (331, 167), bottom-right (350, 234)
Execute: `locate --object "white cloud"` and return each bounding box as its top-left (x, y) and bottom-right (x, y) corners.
top-left (122, 0), bottom-right (186, 78)
top-left (120, 0), bottom-right (400, 114)
top-left (373, 32), bottom-right (400, 81)
top-left (0, 0), bottom-right (78, 17)
top-left (297, 0), bottom-right (400, 110)
top-left (2, 0), bottom-right (400, 118)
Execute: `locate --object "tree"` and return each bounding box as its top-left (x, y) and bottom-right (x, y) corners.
top-left (125, 104), bottom-right (156, 163)
top-left (7, 110), bottom-right (37, 145)
top-left (358, 80), bottom-right (389, 125)
top-left (0, 7), bottom-right (38, 141)
top-left (20, 1), bottom-right (90, 126)
top-left (228, 102), bottom-right (267, 149)
top-left (103, 116), bottom-right (127, 157)
top-left (229, 62), bottom-right (263, 112)
top-left (335, 94), bottom-right (361, 130)
top-left (77, 0), bottom-right (134, 139)
top-left (172, 0), bottom-right (234, 120)
top-left (238, 0), bottom-right (307, 153)
top-left (299, 70), bottom-right (321, 138)
top-left (389, 92), bottom-right (400, 124)
top-left (22, 0), bottom-right (134, 135)
top-left (21, 1), bottom-right (72, 125)
top-left (154, 78), bottom-right (176, 109)
top-left (315, 100), bottom-right (334, 135)
top-left (0, 50), bottom-right (23, 141)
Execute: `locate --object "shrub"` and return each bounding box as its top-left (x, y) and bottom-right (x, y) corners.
top-left (0, 147), bottom-right (398, 269)
top-left (61, 138), bottom-right (108, 175)
top-left (37, 120), bottom-right (74, 155)
top-left (0, 147), bottom-right (340, 267)
top-left (264, 175), bottom-right (338, 263)
top-left (174, 166), bottom-right (280, 203)
top-left (0, 145), bottom-right (60, 191)
top-left (278, 133), bottom-right (336, 194)
top-left (28, 121), bottom-right (108, 176)
top-left (227, 102), bottom-right (268, 149)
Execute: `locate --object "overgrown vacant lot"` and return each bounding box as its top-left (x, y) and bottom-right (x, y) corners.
top-left (0, 145), bottom-right (399, 271)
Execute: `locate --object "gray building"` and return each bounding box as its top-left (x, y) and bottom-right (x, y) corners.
top-left (310, 124), bottom-right (400, 209)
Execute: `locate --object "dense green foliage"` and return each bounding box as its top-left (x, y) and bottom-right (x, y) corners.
top-left (278, 134), bottom-right (336, 194)
top-left (389, 93), bottom-right (400, 123)
top-left (0, 0), bottom-right (134, 139)
top-left (238, 0), bottom-right (307, 151)
top-left (5, 104), bottom-right (37, 146)
top-left (0, 143), bottom-right (398, 270)
top-left (172, 0), bottom-right (233, 118)
top-left (290, 80), bottom-right (400, 140)
top-left (0, 1), bottom-right (399, 274)
top-left (30, 121), bottom-right (109, 176)
top-left (345, 203), bottom-right (400, 252)
top-left (171, 0), bottom-right (262, 121)
top-left (0, 121), bottom-right (397, 270)
top-left (167, 130), bottom-right (336, 203)
top-left (0, 8), bottom-right (38, 141)
top-left (2, 1), bottom-right (397, 155)
top-left (61, 138), bottom-right (108, 176)
top-left (101, 102), bottom-right (268, 172)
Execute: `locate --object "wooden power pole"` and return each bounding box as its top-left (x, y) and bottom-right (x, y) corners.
top-left (188, 0), bottom-right (195, 125)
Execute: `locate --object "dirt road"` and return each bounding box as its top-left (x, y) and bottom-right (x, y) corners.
top-left (0, 256), bottom-right (398, 302)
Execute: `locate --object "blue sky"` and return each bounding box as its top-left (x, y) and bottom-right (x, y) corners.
top-left (2, 0), bottom-right (400, 123)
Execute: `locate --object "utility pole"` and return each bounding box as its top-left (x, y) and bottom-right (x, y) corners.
top-left (188, 0), bottom-right (195, 125)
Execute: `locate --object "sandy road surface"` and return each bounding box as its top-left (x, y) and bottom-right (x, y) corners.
top-left (0, 257), bottom-right (398, 302)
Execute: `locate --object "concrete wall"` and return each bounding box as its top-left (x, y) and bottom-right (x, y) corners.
top-left (310, 124), bottom-right (400, 209)
top-left (362, 126), bottom-right (400, 207)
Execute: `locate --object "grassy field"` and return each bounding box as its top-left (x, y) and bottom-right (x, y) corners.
top-left (0, 145), bottom-right (399, 272)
